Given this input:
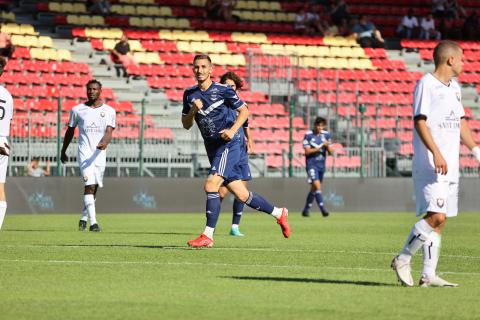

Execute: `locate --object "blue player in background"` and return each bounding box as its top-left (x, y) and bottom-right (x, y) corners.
top-left (301, 116), bottom-right (333, 217)
top-left (218, 71), bottom-right (253, 237)
top-left (182, 54), bottom-right (290, 248)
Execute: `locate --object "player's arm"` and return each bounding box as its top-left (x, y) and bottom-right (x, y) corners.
top-left (304, 145), bottom-right (322, 156)
top-left (323, 140), bottom-right (334, 155)
top-left (221, 104), bottom-right (248, 141)
top-left (460, 117), bottom-right (480, 163)
top-left (244, 126), bottom-right (254, 154)
top-left (415, 115), bottom-right (447, 174)
top-left (182, 99), bottom-right (201, 130)
top-left (44, 161), bottom-right (51, 176)
top-left (61, 126), bottom-right (75, 163)
top-left (97, 126), bottom-right (114, 150)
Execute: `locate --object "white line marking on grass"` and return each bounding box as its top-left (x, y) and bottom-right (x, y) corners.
top-left (3, 244), bottom-right (480, 260)
top-left (0, 258), bottom-right (479, 276)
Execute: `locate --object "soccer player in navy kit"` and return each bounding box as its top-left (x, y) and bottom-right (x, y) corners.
top-left (218, 71), bottom-right (253, 237)
top-left (182, 54), bottom-right (290, 248)
top-left (301, 117), bottom-right (333, 217)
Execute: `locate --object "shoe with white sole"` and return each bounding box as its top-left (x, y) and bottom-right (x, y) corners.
top-left (419, 274), bottom-right (458, 287)
top-left (391, 256), bottom-right (414, 287)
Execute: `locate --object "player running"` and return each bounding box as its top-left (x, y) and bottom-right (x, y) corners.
top-left (218, 71), bottom-right (254, 237)
top-left (301, 117), bottom-right (333, 217)
top-left (61, 80), bottom-right (116, 232)
top-left (0, 57), bottom-right (13, 230)
top-left (391, 40), bottom-right (480, 287)
top-left (182, 54), bottom-right (290, 248)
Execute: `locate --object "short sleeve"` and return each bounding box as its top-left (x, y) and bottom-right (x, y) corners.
top-left (303, 134), bottom-right (310, 148)
top-left (182, 90), bottom-right (191, 116)
top-left (68, 109), bottom-right (78, 128)
top-left (413, 79), bottom-right (431, 118)
top-left (224, 86), bottom-right (245, 110)
top-left (107, 108), bottom-right (116, 128)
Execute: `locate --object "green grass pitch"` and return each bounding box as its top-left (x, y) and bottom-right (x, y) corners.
top-left (1, 212), bottom-right (480, 319)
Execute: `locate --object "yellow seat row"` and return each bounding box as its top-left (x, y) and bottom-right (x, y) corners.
top-left (236, 0), bottom-right (282, 11)
top-left (67, 15), bottom-right (105, 26)
top-left (118, 0), bottom-right (156, 4)
top-left (299, 57), bottom-right (373, 69)
top-left (159, 30), bottom-right (211, 41)
top-left (102, 39), bottom-right (144, 52)
top-left (177, 41), bottom-right (228, 54)
top-left (84, 28), bottom-right (124, 39)
top-left (49, 2), bottom-right (86, 13)
top-left (133, 52), bottom-right (163, 64)
top-left (232, 10), bottom-right (295, 22)
top-left (111, 4), bottom-right (172, 16)
top-left (261, 44), bottom-right (365, 58)
top-left (129, 17), bottom-right (190, 29)
top-left (0, 23), bottom-right (37, 35)
top-left (323, 36), bottom-right (358, 47)
top-left (209, 54), bottom-right (245, 66)
top-left (189, 0), bottom-right (206, 6)
top-left (10, 35), bottom-right (53, 48)
top-left (231, 32), bottom-right (269, 44)
top-left (0, 11), bottom-right (15, 22)
top-left (30, 48), bottom-right (72, 61)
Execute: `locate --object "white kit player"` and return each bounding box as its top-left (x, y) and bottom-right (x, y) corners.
top-left (0, 57), bottom-right (13, 230)
top-left (61, 80), bottom-right (116, 232)
top-left (391, 41), bottom-right (480, 287)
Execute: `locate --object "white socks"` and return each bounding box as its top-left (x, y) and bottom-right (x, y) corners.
top-left (203, 226), bottom-right (214, 239)
top-left (422, 232), bottom-right (441, 278)
top-left (0, 201), bottom-right (6, 230)
top-left (83, 194), bottom-right (97, 225)
top-left (398, 219), bottom-right (434, 263)
top-left (80, 206), bottom-right (88, 222)
top-left (271, 207), bottom-right (282, 219)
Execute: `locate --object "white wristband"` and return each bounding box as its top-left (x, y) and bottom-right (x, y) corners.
top-left (472, 146), bottom-right (480, 163)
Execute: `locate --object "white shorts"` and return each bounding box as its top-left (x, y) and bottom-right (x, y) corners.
top-left (414, 178), bottom-right (458, 217)
top-left (0, 155), bottom-right (8, 183)
top-left (80, 165), bottom-right (105, 188)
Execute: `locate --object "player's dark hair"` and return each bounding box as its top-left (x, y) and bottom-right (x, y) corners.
top-left (193, 54), bottom-right (212, 64)
top-left (86, 79), bottom-right (102, 88)
top-left (0, 56), bottom-right (6, 68)
top-left (433, 40), bottom-right (462, 66)
top-left (220, 71), bottom-right (243, 90)
top-left (314, 117), bottom-right (327, 126)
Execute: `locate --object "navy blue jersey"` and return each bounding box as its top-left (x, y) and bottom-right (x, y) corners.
top-left (303, 129), bottom-right (331, 169)
top-left (183, 82), bottom-right (245, 149)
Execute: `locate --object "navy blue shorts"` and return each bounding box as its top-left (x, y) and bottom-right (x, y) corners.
top-left (307, 166), bottom-right (325, 183)
top-left (208, 142), bottom-right (242, 184)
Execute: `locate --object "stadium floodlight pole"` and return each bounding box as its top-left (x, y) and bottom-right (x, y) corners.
top-left (288, 95), bottom-right (295, 178)
top-left (56, 97), bottom-right (62, 176)
top-left (359, 103), bottom-right (366, 178)
top-left (139, 98), bottom-right (146, 177)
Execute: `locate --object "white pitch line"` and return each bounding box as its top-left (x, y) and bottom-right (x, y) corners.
top-left (2, 244), bottom-right (480, 260)
top-left (0, 258), bottom-right (479, 276)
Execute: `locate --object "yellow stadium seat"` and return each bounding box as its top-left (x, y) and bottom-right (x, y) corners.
top-left (330, 46), bottom-right (351, 58)
top-left (92, 16), bottom-right (105, 26)
top-left (158, 29), bottom-right (172, 39)
top-left (245, 1), bottom-right (258, 10)
top-left (58, 49), bottom-right (72, 61)
top-left (269, 2), bottom-right (282, 10)
top-left (79, 16), bottom-right (92, 25)
top-left (335, 58), bottom-right (349, 68)
top-left (123, 5), bottom-right (136, 15)
top-left (111, 5), bottom-right (124, 15)
top-left (1, 23), bottom-right (19, 34)
top-left (38, 36), bottom-right (53, 48)
top-left (73, 3), bottom-right (87, 13)
top-left (10, 35), bottom-right (24, 47)
top-left (129, 17), bottom-right (142, 27)
top-left (351, 47), bottom-right (366, 58)
top-left (154, 18), bottom-right (167, 28)
top-left (136, 5), bottom-right (150, 16)
top-left (147, 52), bottom-right (162, 64)
top-left (128, 40), bottom-right (144, 52)
top-left (141, 17), bottom-right (155, 28)
top-left (159, 6), bottom-right (172, 16)
top-left (258, 2), bottom-right (271, 10)
top-left (212, 42), bottom-right (227, 53)
top-left (253, 11), bottom-right (266, 21)
top-left (23, 35), bottom-right (39, 47)
top-left (232, 32), bottom-right (268, 43)
top-left (19, 24), bottom-right (37, 35)
top-left (66, 15), bottom-right (80, 25)
top-left (189, 0), bottom-right (205, 6)
top-left (235, 1), bottom-right (248, 10)
top-left (0, 11), bottom-right (15, 22)
top-left (275, 12), bottom-right (287, 22)
top-left (85, 28), bottom-right (122, 39)
top-left (240, 11), bottom-right (254, 21)
top-left (103, 39), bottom-right (116, 50)
top-left (176, 19), bottom-right (191, 29)
top-left (176, 41), bottom-right (192, 52)
top-left (49, 2), bottom-right (61, 12)
top-left (62, 3), bottom-right (74, 13)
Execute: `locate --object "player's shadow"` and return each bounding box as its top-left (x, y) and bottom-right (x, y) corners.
top-left (55, 244), bottom-right (191, 250)
top-left (4, 230), bottom-right (194, 236)
top-left (226, 276), bottom-right (393, 287)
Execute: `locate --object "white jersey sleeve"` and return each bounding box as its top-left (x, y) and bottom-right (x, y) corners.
top-left (413, 78), bottom-right (431, 118)
top-left (107, 107), bottom-right (116, 129)
top-left (0, 86), bottom-right (13, 137)
top-left (68, 108), bottom-right (78, 128)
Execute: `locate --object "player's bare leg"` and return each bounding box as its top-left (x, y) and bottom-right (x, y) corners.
top-left (227, 180), bottom-right (290, 238)
top-left (0, 183), bottom-right (6, 230)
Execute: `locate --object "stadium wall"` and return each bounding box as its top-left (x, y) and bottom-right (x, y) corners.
top-left (6, 178), bottom-right (479, 214)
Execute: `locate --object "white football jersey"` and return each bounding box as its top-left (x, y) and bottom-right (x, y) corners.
top-left (0, 85), bottom-right (13, 137)
top-left (412, 73), bottom-right (464, 182)
top-left (68, 103), bottom-right (116, 167)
